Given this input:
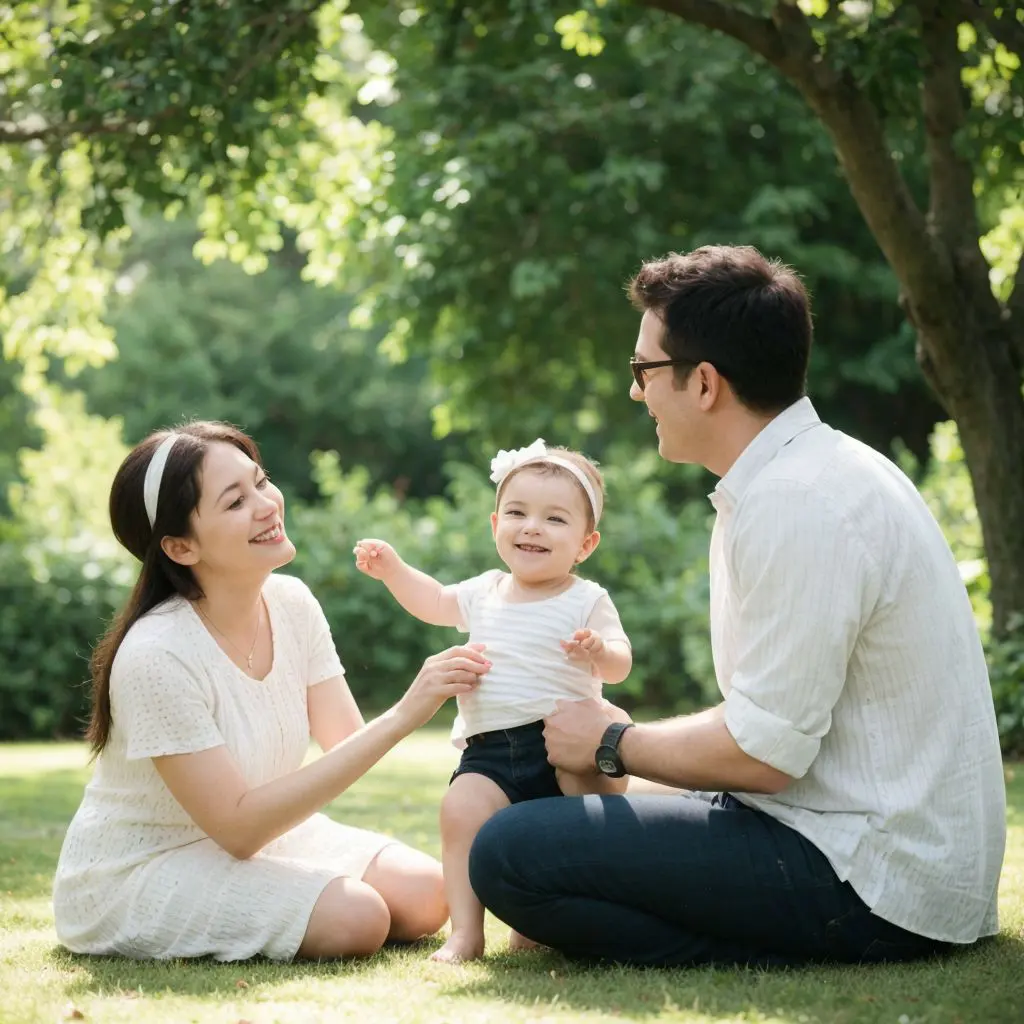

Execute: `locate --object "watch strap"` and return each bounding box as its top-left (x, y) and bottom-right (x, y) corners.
top-left (595, 721), bottom-right (635, 777)
top-left (600, 720), bottom-right (634, 753)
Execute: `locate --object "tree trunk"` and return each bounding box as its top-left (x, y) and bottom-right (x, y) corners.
top-left (639, 0), bottom-right (1024, 636)
top-left (914, 294), bottom-right (1024, 636)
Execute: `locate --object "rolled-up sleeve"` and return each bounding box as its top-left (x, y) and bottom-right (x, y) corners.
top-left (722, 482), bottom-right (879, 778)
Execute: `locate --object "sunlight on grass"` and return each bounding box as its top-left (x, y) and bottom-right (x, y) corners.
top-left (1, 734), bottom-right (1022, 1023)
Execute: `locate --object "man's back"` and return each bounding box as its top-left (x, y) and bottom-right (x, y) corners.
top-left (718, 409), bottom-right (1006, 943)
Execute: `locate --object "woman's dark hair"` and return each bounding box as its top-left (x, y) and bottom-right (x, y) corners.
top-left (628, 245), bottom-right (812, 413)
top-left (86, 421), bottom-right (261, 756)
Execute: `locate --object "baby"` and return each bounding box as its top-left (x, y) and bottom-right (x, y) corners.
top-left (354, 439), bottom-right (631, 961)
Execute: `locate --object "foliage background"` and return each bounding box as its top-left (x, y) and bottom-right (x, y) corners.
top-left (0, 0), bottom-right (1021, 750)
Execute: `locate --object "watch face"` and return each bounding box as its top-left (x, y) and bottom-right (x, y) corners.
top-left (595, 743), bottom-right (623, 777)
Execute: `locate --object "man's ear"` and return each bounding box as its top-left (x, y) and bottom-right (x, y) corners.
top-left (575, 530), bottom-right (601, 565)
top-left (696, 361), bottom-right (727, 411)
top-left (160, 534), bottom-right (199, 566)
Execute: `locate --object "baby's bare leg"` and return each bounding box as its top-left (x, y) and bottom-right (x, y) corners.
top-left (555, 767), bottom-right (628, 797)
top-left (430, 772), bottom-right (509, 964)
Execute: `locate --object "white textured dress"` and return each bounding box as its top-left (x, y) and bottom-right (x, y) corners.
top-left (52, 573), bottom-right (394, 961)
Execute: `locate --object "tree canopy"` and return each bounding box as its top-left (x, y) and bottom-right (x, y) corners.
top-left (2, 0), bottom-right (1022, 627)
top-left (70, 216), bottom-right (462, 501)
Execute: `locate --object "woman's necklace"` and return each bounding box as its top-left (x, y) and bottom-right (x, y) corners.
top-left (195, 598), bottom-right (263, 671)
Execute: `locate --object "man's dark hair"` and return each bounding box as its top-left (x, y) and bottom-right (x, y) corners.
top-left (627, 245), bottom-right (812, 413)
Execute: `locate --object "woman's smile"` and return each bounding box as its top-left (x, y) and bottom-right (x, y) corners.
top-left (251, 523), bottom-right (285, 544)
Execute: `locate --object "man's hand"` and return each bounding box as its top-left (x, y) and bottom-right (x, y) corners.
top-left (543, 697), bottom-right (629, 775)
top-left (353, 538), bottom-right (400, 581)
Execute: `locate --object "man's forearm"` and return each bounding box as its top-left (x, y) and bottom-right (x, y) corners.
top-left (619, 704), bottom-right (792, 794)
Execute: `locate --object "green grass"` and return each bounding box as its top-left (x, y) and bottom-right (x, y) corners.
top-left (1, 736), bottom-right (1022, 1024)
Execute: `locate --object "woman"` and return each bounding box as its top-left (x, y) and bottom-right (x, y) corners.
top-left (53, 422), bottom-right (490, 961)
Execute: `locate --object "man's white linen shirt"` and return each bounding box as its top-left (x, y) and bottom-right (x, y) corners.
top-left (711, 397), bottom-right (1006, 944)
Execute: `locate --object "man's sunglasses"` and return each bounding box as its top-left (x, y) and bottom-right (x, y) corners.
top-left (630, 356), bottom-right (694, 392)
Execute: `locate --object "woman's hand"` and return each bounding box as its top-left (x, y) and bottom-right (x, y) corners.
top-left (353, 538), bottom-right (401, 581)
top-left (393, 644), bottom-right (490, 731)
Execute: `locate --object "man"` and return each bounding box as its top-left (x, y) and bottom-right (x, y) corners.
top-left (468, 245), bottom-right (1006, 966)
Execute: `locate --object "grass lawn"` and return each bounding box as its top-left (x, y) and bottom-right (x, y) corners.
top-left (1, 734), bottom-right (1022, 1024)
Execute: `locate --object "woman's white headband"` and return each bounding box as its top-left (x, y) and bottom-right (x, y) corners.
top-left (143, 433), bottom-right (182, 528)
top-left (490, 438), bottom-right (602, 525)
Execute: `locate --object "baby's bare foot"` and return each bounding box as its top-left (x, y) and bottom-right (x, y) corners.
top-left (508, 929), bottom-right (545, 952)
top-left (429, 932), bottom-right (485, 964)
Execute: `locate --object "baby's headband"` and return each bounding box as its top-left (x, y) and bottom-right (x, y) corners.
top-left (143, 433), bottom-right (182, 528)
top-left (489, 438), bottom-right (602, 525)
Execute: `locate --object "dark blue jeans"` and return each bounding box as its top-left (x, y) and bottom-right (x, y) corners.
top-left (468, 792), bottom-right (952, 967)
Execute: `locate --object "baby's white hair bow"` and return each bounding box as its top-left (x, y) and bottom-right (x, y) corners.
top-left (488, 438), bottom-right (601, 524)
top-left (489, 438), bottom-right (549, 484)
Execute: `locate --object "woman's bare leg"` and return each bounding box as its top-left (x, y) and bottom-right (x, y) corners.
top-left (431, 773), bottom-right (509, 963)
top-left (297, 876), bottom-right (391, 959)
top-left (362, 843), bottom-right (448, 942)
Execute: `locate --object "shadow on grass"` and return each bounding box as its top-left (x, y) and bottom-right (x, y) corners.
top-left (435, 937), bottom-right (1024, 1023)
top-left (10, 748), bottom-right (1022, 1023)
top-left (48, 937), bottom-right (444, 1000)
top-left (43, 935), bottom-right (1024, 1022)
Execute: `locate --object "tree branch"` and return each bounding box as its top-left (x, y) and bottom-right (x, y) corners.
top-left (633, 0), bottom-right (787, 64)
top-left (914, 0), bottom-right (981, 252)
top-left (633, 0), bottom-right (947, 308)
top-left (0, 4), bottom-right (319, 147)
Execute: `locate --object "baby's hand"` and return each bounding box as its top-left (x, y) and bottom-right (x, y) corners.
top-left (560, 628), bottom-right (606, 666)
top-left (353, 538), bottom-right (400, 580)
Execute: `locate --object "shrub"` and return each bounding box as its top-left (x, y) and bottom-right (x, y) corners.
top-left (0, 447), bottom-right (717, 738)
top-left (11, 415), bottom-right (1017, 748)
top-left (989, 615), bottom-right (1024, 758)
top-left (288, 448), bottom-right (716, 716)
top-left (0, 534), bottom-right (127, 739)
top-left (913, 421), bottom-right (1023, 754)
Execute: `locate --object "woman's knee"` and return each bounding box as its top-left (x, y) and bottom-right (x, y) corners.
top-left (362, 844), bottom-right (448, 941)
top-left (297, 877), bottom-right (391, 960)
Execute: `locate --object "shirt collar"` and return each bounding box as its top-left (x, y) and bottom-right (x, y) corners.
top-left (709, 396), bottom-right (822, 511)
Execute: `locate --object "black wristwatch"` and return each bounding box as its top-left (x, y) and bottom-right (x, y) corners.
top-left (595, 721), bottom-right (635, 778)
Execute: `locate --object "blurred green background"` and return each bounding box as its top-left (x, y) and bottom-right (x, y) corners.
top-left (1, 1), bottom-right (1022, 749)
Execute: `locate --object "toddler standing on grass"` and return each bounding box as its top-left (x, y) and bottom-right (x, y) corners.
top-left (354, 440), bottom-right (632, 962)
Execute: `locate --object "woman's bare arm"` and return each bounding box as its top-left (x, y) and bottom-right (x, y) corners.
top-left (307, 674), bottom-right (365, 752)
top-left (153, 645), bottom-right (488, 859)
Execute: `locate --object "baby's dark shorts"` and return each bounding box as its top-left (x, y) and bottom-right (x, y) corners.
top-left (450, 720), bottom-right (563, 804)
